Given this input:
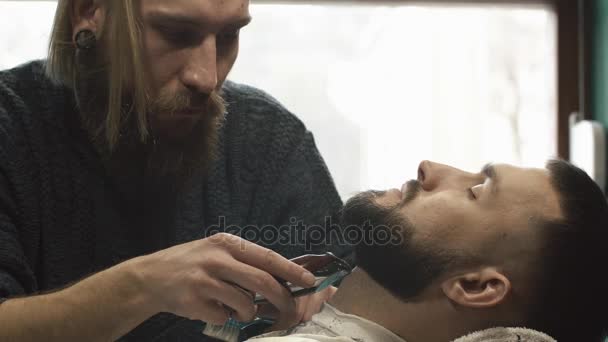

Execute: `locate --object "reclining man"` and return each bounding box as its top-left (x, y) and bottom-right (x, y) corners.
top-left (251, 159), bottom-right (608, 342)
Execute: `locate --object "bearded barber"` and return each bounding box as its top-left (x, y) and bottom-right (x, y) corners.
top-left (0, 0), bottom-right (349, 341)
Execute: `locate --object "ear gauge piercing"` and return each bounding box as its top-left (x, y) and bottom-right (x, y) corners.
top-left (74, 29), bottom-right (96, 50)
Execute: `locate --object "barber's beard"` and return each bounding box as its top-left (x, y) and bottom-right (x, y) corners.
top-left (144, 89), bottom-right (225, 184)
top-left (340, 191), bottom-right (455, 302)
top-left (73, 47), bottom-right (225, 192)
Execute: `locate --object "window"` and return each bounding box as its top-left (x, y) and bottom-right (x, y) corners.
top-left (231, 4), bottom-right (557, 198)
top-left (0, 1), bottom-right (57, 70)
top-left (0, 1), bottom-right (557, 199)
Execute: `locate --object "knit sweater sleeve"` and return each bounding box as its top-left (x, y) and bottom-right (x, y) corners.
top-left (223, 82), bottom-right (352, 260)
top-left (0, 78), bottom-right (37, 304)
top-left (0, 173), bottom-right (29, 304)
top-left (275, 132), bottom-right (353, 259)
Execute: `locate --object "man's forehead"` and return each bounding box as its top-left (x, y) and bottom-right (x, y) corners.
top-left (495, 164), bottom-right (562, 220)
top-left (493, 163), bottom-right (546, 178)
top-left (493, 164), bottom-right (551, 186)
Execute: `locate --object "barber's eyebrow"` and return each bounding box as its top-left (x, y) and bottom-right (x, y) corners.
top-left (481, 163), bottom-right (499, 195)
top-left (147, 12), bottom-right (252, 30)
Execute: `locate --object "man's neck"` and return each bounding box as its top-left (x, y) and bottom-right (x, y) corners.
top-left (329, 268), bottom-right (470, 342)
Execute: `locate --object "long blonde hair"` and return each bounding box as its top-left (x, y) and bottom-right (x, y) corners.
top-left (46, 0), bottom-right (150, 150)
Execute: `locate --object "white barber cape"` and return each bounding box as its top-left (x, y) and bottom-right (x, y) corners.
top-left (248, 303), bottom-right (405, 342)
top-left (247, 303), bottom-right (556, 342)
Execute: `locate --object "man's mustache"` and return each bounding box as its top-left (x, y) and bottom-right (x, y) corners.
top-left (343, 178), bottom-right (422, 215)
top-left (400, 179), bottom-right (422, 207)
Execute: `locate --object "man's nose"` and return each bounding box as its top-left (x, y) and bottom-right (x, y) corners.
top-left (180, 35), bottom-right (218, 95)
top-left (417, 160), bottom-right (479, 192)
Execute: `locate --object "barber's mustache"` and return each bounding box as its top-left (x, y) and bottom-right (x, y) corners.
top-left (150, 91), bottom-right (224, 116)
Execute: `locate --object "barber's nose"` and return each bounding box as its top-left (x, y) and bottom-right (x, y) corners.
top-left (418, 160), bottom-right (478, 192)
top-left (180, 35), bottom-right (218, 95)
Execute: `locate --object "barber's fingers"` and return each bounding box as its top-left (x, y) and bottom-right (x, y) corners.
top-left (289, 254), bottom-right (332, 273)
top-left (215, 261), bottom-right (297, 317)
top-left (214, 233), bottom-right (315, 288)
top-left (301, 287), bottom-right (337, 321)
top-left (205, 278), bottom-right (258, 322)
top-left (268, 304), bottom-right (301, 332)
top-left (256, 302), bottom-right (280, 320)
top-left (257, 287), bottom-right (339, 333)
top-left (263, 289), bottom-right (327, 332)
top-left (194, 301), bottom-right (232, 325)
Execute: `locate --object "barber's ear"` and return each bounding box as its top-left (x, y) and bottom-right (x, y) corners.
top-left (440, 268), bottom-right (511, 309)
top-left (71, 0), bottom-right (105, 39)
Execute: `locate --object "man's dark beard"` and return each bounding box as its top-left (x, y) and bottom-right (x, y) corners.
top-left (339, 189), bottom-right (459, 302)
top-left (73, 44), bottom-right (224, 193)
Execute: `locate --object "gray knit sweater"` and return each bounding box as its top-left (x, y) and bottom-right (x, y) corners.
top-left (0, 61), bottom-right (349, 341)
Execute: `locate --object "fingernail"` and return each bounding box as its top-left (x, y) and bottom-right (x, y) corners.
top-left (302, 271), bottom-right (316, 285)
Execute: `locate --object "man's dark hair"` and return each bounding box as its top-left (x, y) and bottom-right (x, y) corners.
top-left (526, 159), bottom-right (608, 341)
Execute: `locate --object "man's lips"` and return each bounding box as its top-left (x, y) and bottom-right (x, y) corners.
top-left (388, 188), bottom-right (402, 200)
top-left (169, 109), bottom-right (203, 118)
top-left (148, 111), bottom-right (203, 140)
top-left (152, 111), bottom-right (203, 124)
top-left (401, 182), bottom-right (408, 195)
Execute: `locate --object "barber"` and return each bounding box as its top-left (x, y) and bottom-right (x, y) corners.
top-left (0, 0), bottom-right (349, 340)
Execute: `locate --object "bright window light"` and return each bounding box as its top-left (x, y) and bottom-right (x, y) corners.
top-left (231, 4), bottom-right (557, 198)
top-left (0, 1), bottom-right (57, 70)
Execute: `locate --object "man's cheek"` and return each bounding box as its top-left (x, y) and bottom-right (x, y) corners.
top-left (217, 49), bottom-right (239, 84)
top-left (148, 53), bottom-right (186, 90)
top-left (407, 197), bottom-right (465, 239)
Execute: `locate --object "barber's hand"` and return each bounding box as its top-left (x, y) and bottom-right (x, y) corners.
top-left (127, 233), bottom-right (316, 325)
top-left (258, 286), bottom-right (338, 331)
top-left (296, 286), bottom-right (338, 322)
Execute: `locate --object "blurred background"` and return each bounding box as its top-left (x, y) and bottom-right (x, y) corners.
top-left (0, 0), bottom-right (602, 199)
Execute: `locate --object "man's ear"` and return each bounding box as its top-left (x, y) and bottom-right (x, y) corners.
top-left (71, 0), bottom-right (105, 40)
top-left (440, 268), bottom-right (511, 309)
